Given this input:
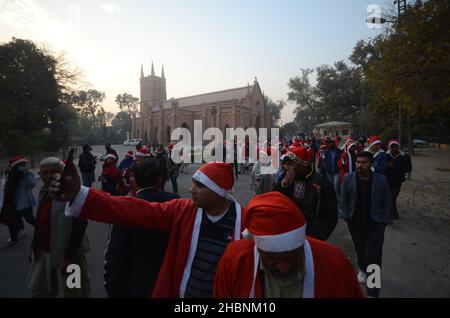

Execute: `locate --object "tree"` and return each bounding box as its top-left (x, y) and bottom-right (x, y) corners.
top-left (362, 0), bottom-right (450, 148)
top-left (71, 89), bottom-right (106, 129)
top-left (111, 111), bottom-right (132, 141)
top-left (280, 121), bottom-right (300, 139)
top-left (264, 97), bottom-right (285, 126)
top-left (287, 63), bottom-right (364, 131)
top-left (0, 38), bottom-right (77, 156)
top-left (115, 93), bottom-right (139, 119)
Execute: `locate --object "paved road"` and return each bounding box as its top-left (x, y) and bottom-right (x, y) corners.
top-left (1, 145), bottom-right (449, 297)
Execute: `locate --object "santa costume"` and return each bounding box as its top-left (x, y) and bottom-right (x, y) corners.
top-left (65, 162), bottom-right (243, 298)
top-left (214, 192), bottom-right (363, 298)
top-left (338, 139), bottom-right (357, 184)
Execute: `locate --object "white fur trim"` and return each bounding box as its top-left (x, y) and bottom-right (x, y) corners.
top-left (389, 141), bottom-right (400, 148)
top-left (303, 239), bottom-right (315, 298)
top-left (105, 154), bottom-right (117, 160)
top-left (10, 159), bottom-right (27, 169)
top-left (368, 140), bottom-right (381, 150)
top-left (179, 208), bottom-right (203, 297)
top-left (249, 245), bottom-right (260, 298)
top-left (193, 170), bottom-right (230, 198)
top-left (249, 239), bottom-right (314, 298)
top-left (64, 186), bottom-right (89, 217)
top-left (135, 151), bottom-right (150, 157)
top-left (253, 225), bottom-right (306, 253)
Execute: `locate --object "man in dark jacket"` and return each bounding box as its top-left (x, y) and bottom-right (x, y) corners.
top-left (321, 139), bottom-right (342, 196)
top-left (104, 158), bottom-right (179, 297)
top-left (78, 145), bottom-right (96, 187)
top-left (386, 140), bottom-right (412, 220)
top-left (341, 151), bottom-right (391, 298)
top-left (274, 145), bottom-right (338, 241)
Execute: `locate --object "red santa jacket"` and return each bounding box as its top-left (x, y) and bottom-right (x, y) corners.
top-left (337, 151), bottom-right (354, 184)
top-left (72, 188), bottom-right (244, 297)
top-left (214, 237), bottom-right (363, 298)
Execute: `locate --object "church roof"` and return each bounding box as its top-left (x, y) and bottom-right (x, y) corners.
top-left (163, 85), bottom-right (254, 109)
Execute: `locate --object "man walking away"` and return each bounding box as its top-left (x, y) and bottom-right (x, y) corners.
top-left (78, 144), bottom-right (96, 188)
top-left (104, 158), bottom-right (179, 297)
top-left (386, 140), bottom-right (412, 221)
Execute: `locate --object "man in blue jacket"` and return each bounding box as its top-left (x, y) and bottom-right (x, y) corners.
top-left (341, 151), bottom-right (391, 298)
top-left (321, 139), bottom-right (342, 197)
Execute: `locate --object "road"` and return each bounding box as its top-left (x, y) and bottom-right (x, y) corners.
top-left (0, 145), bottom-right (449, 297)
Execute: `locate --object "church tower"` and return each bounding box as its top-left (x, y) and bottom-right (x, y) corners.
top-left (140, 61), bottom-right (167, 107)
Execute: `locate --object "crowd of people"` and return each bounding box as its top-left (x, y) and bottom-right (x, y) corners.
top-left (0, 132), bottom-right (412, 298)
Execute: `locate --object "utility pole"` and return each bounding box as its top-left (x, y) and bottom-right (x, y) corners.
top-left (394, 0), bottom-right (413, 154)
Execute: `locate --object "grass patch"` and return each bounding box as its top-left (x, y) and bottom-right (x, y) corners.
top-left (434, 168), bottom-right (450, 172)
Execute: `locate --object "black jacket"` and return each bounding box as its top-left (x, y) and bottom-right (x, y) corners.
top-left (104, 189), bottom-right (179, 298)
top-left (78, 151), bottom-right (96, 173)
top-left (386, 151), bottom-right (412, 185)
top-left (274, 171), bottom-right (338, 241)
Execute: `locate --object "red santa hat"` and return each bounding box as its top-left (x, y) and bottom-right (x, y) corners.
top-left (367, 135), bottom-right (381, 149)
top-left (105, 154), bottom-right (117, 160)
top-left (125, 150), bottom-right (134, 158)
top-left (281, 146), bottom-right (309, 163)
top-left (389, 139), bottom-right (400, 148)
top-left (135, 146), bottom-right (150, 158)
top-left (343, 138), bottom-right (356, 151)
top-left (244, 191), bottom-right (306, 252)
top-left (192, 162), bottom-right (234, 198)
top-left (9, 156), bottom-right (27, 169)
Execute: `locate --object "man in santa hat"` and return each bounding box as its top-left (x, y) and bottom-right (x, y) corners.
top-left (118, 151), bottom-right (135, 195)
top-left (47, 162), bottom-right (243, 298)
top-left (134, 146), bottom-right (152, 164)
top-left (274, 146), bottom-right (338, 241)
top-left (386, 140), bottom-right (412, 220)
top-left (338, 139), bottom-right (357, 184)
top-left (214, 191), bottom-right (363, 298)
top-left (366, 136), bottom-right (388, 175)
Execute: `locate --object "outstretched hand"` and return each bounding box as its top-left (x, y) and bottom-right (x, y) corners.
top-left (48, 163), bottom-right (81, 202)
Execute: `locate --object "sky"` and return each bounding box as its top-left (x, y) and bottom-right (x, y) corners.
top-left (0, 0), bottom-right (387, 124)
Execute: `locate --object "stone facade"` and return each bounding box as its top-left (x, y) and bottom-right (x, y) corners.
top-left (132, 63), bottom-right (272, 145)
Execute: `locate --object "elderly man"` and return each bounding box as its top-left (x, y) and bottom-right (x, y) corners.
top-left (274, 146), bottom-right (338, 241)
top-left (27, 157), bottom-right (90, 298)
top-left (214, 192), bottom-right (363, 298)
top-left (47, 162), bottom-right (243, 298)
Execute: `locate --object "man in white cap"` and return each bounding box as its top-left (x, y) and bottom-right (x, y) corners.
top-left (214, 191), bottom-right (363, 298)
top-left (47, 162), bottom-right (243, 298)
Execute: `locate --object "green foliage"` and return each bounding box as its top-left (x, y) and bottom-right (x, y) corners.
top-left (287, 63), bottom-right (364, 132)
top-left (111, 111), bottom-right (132, 141)
top-left (116, 93), bottom-right (139, 118)
top-left (0, 38), bottom-right (75, 156)
top-left (264, 97), bottom-right (285, 126)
